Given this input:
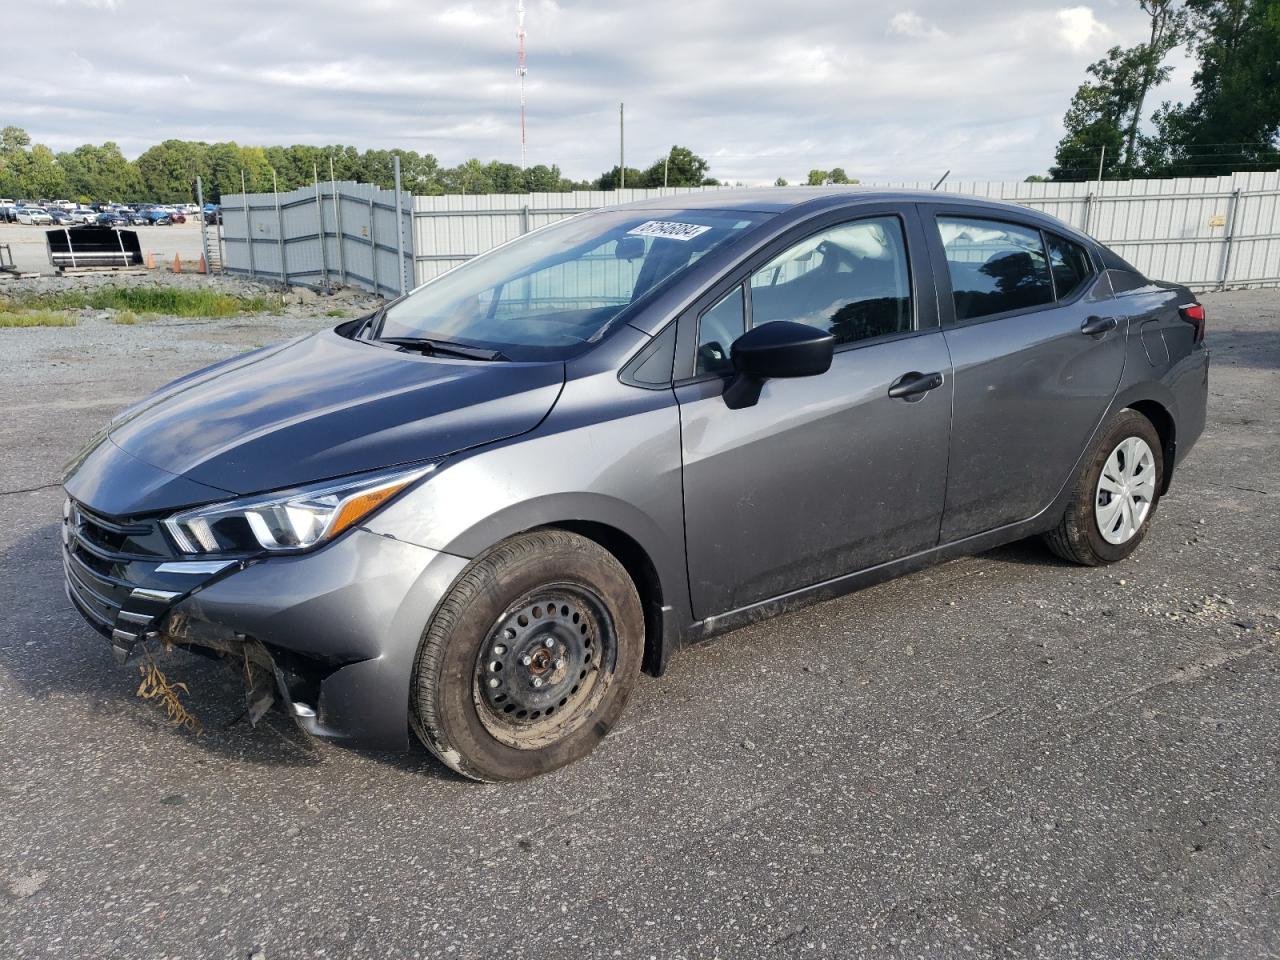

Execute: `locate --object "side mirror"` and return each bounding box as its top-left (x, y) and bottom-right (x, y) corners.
top-left (723, 320), bottom-right (835, 409)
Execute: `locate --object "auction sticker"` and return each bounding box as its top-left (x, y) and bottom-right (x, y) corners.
top-left (627, 220), bottom-right (711, 242)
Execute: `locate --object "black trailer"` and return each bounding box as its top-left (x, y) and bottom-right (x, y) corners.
top-left (46, 226), bottom-right (144, 273)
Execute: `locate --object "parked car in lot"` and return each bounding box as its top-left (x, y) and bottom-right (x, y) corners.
top-left (203, 204), bottom-right (222, 225)
top-left (71, 207), bottom-right (97, 224)
top-left (48, 208), bottom-right (78, 225)
top-left (62, 189), bottom-right (1209, 781)
top-left (95, 211), bottom-right (131, 228)
top-left (17, 206), bottom-right (54, 225)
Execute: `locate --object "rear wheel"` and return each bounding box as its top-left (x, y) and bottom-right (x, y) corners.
top-left (410, 529), bottom-right (643, 781)
top-left (1044, 409), bottom-right (1163, 565)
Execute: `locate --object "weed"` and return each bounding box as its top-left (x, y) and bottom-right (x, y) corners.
top-left (16, 286), bottom-right (274, 318)
top-left (113, 310), bottom-right (138, 325)
top-left (0, 309), bottom-right (77, 328)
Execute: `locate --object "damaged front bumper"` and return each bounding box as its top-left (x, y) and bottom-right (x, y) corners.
top-left (62, 496), bottom-right (469, 751)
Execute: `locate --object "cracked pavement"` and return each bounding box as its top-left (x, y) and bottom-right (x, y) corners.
top-left (0, 286), bottom-right (1276, 959)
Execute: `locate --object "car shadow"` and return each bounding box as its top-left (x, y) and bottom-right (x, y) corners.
top-left (0, 521), bottom-right (460, 782)
top-left (979, 536), bottom-right (1076, 568)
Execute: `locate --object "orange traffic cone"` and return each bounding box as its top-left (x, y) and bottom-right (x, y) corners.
top-left (197, 254), bottom-right (207, 275)
top-left (146, 252), bottom-right (155, 269)
top-left (172, 253), bottom-right (182, 274)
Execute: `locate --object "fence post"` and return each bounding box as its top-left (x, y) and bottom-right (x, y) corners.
top-left (1081, 191), bottom-right (1093, 234)
top-left (272, 168), bottom-right (287, 285)
top-left (393, 155), bottom-right (407, 296)
top-left (330, 158), bottom-right (346, 287)
top-left (196, 175), bottom-right (211, 272)
top-left (521, 204), bottom-right (530, 235)
top-left (1218, 187), bottom-right (1242, 291)
top-left (241, 170), bottom-right (256, 280)
top-left (314, 164), bottom-right (330, 291)
top-left (368, 195), bottom-right (379, 296)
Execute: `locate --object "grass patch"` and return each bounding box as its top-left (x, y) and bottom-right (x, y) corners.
top-left (0, 309), bottom-right (78, 328)
top-left (19, 286), bottom-right (275, 318)
top-left (113, 310), bottom-right (139, 325)
top-left (324, 308), bottom-right (349, 318)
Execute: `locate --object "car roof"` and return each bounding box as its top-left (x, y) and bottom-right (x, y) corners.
top-left (614, 186), bottom-right (1088, 243)
top-left (616, 186), bottom-right (1038, 215)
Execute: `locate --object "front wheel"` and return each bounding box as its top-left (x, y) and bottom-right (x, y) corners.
top-left (1044, 409), bottom-right (1164, 565)
top-left (410, 530), bottom-right (644, 781)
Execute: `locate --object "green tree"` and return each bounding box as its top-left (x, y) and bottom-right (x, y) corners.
top-left (805, 168), bottom-right (858, 185)
top-left (774, 176), bottom-right (789, 186)
top-left (1147, 0), bottom-right (1280, 175)
top-left (59, 142), bottom-right (144, 202)
top-left (1051, 1), bottom-right (1189, 179)
top-left (134, 139), bottom-right (207, 201)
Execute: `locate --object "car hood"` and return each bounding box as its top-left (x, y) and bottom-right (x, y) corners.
top-left (95, 329), bottom-right (564, 504)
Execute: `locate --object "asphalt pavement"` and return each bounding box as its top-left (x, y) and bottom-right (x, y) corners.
top-left (0, 287), bottom-right (1276, 959)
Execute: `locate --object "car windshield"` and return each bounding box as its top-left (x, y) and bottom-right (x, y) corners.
top-left (375, 207), bottom-right (772, 360)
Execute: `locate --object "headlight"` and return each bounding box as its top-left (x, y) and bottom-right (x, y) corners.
top-left (163, 463), bottom-right (437, 555)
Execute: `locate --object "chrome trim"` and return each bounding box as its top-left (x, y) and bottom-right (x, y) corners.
top-left (111, 628), bottom-right (138, 644)
top-left (154, 560), bottom-right (237, 575)
top-left (117, 610), bottom-right (153, 625)
top-left (129, 587), bottom-right (180, 603)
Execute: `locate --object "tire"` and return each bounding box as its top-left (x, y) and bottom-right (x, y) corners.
top-left (410, 529), bottom-right (644, 782)
top-left (1044, 408), bottom-right (1164, 566)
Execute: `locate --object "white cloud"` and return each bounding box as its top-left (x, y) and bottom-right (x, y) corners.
top-left (1055, 6), bottom-right (1109, 53)
top-left (4, 0), bottom-right (1172, 184)
top-left (888, 11), bottom-right (943, 39)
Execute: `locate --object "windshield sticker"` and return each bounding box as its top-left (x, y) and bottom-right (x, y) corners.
top-left (626, 220), bottom-right (712, 242)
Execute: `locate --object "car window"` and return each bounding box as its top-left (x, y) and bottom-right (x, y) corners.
top-left (749, 217), bottom-right (912, 345)
top-left (696, 284), bottom-right (746, 376)
top-left (938, 217), bottom-right (1053, 321)
top-left (1047, 234), bottom-right (1093, 300)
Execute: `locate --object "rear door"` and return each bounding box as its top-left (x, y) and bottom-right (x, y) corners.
top-left (675, 204), bottom-right (953, 618)
top-left (923, 208), bottom-right (1125, 543)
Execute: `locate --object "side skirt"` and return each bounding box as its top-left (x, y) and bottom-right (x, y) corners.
top-left (685, 511), bottom-right (1060, 646)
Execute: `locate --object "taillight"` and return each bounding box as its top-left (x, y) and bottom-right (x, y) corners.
top-left (1180, 303), bottom-right (1206, 343)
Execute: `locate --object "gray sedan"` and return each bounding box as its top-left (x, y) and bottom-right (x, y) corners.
top-left (62, 189), bottom-right (1209, 780)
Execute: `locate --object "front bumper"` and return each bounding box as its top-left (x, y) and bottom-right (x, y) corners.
top-left (62, 497), bottom-right (469, 751)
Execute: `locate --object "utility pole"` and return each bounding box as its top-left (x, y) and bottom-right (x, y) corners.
top-left (1096, 146), bottom-right (1106, 188)
top-left (517, 0), bottom-right (527, 170)
top-left (663, 149), bottom-right (670, 189)
top-left (619, 102), bottom-right (625, 190)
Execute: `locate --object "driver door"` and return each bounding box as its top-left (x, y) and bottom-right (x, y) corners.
top-left (676, 206), bottom-right (953, 618)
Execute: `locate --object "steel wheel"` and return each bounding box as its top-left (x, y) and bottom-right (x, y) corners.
top-left (1094, 436), bottom-right (1157, 545)
top-left (473, 583), bottom-right (617, 750)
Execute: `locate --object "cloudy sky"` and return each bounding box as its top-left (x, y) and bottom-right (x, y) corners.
top-left (11, 0), bottom-right (1196, 184)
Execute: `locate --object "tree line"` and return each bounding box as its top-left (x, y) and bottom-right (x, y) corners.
top-left (1047, 0), bottom-right (1279, 181)
top-left (0, 130), bottom-right (737, 204)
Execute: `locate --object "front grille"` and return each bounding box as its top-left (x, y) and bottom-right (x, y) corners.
top-left (62, 499), bottom-right (185, 651)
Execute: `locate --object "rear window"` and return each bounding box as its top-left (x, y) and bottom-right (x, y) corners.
top-left (1047, 234), bottom-right (1094, 300)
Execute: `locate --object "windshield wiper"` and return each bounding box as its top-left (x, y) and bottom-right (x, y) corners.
top-left (375, 336), bottom-right (510, 362)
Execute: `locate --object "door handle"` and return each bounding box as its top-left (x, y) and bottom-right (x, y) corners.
top-left (887, 370), bottom-right (944, 400)
top-left (1081, 315), bottom-right (1118, 336)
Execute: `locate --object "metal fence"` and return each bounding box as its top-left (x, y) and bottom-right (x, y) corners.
top-left (220, 180), bottom-right (413, 298)
top-left (220, 170), bottom-right (1279, 295)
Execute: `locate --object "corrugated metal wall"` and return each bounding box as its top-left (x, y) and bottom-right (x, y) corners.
top-left (220, 181), bottom-right (412, 297)
top-left (881, 170), bottom-right (1280, 290)
top-left (410, 172), bottom-right (1279, 292)
top-left (220, 172), bottom-right (1279, 296)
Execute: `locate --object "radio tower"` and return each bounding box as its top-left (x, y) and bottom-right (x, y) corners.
top-left (517, 0), bottom-right (528, 170)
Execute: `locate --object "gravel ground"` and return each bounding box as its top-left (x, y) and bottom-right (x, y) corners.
top-left (0, 283), bottom-right (1276, 960)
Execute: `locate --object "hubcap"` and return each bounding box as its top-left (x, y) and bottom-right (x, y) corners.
top-left (1095, 436), bottom-right (1156, 545)
top-left (473, 585), bottom-right (616, 750)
